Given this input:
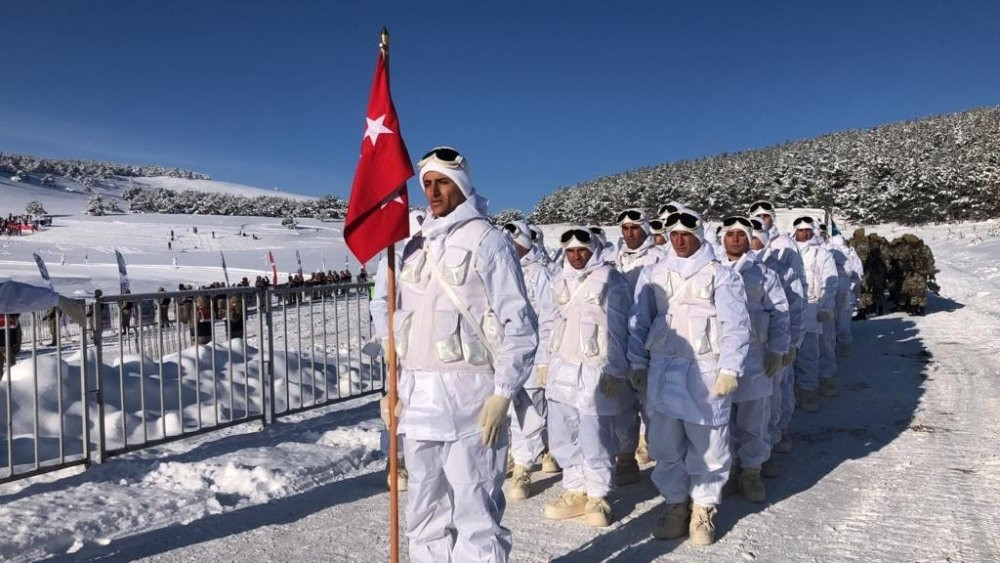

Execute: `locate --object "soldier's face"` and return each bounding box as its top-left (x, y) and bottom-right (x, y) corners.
top-left (653, 233), bottom-right (667, 246)
top-left (723, 229), bottom-right (750, 258)
top-left (422, 171), bottom-right (467, 217)
top-left (758, 214), bottom-right (773, 229)
top-left (565, 247), bottom-right (594, 269)
top-left (750, 237), bottom-right (765, 251)
top-left (795, 228), bottom-right (813, 242)
top-left (670, 231), bottom-right (701, 258)
top-left (621, 223), bottom-right (647, 250)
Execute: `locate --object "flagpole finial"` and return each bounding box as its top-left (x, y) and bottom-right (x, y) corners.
top-left (380, 27), bottom-right (389, 55)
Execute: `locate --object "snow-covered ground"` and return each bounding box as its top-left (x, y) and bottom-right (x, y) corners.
top-left (1, 177), bottom-right (999, 561)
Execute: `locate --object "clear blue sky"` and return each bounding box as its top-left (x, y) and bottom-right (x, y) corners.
top-left (2, 1), bottom-right (999, 211)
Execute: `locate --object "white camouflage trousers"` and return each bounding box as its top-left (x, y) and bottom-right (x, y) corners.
top-left (548, 400), bottom-right (616, 498)
top-left (794, 332), bottom-right (821, 391)
top-left (509, 388), bottom-right (548, 467)
top-left (404, 432), bottom-right (511, 563)
top-left (648, 411), bottom-right (731, 507)
top-left (731, 397), bottom-right (771, 469)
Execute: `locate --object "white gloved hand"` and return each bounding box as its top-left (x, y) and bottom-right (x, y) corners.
top-left (58, 296), bottom-right (87, 326)
top-left (783, 346), bottom-right (797, 367)
top-left (817, 310), bottom-right (832, 322)
top-left (628, 368), bottom-right (648, 393)
top-left (379, 395), bottom-right (402, 427)
top-left (536, 364), bottom-right (549, 387)
top-left (765, 351), bottom-right (784, 376)
top-left (712, 369), bottom-right (739, 396)
top-left (478, 395), bottom-right (511, 447)
top-left (599, 373), bottom-right (622, 398)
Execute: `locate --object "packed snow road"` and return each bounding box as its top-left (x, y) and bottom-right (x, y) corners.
top-left (23, 226), bottom-right (992, 562)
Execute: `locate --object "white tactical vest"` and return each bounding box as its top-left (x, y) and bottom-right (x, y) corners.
top-left (549, 265), bottom-right (614, 367)
top-left (394, 219), bottom-right (500, 373)
top-left (644, 260), bottom-right (721, 361)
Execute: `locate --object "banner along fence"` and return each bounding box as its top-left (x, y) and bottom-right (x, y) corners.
top-left (0, 282), bottom-right (385, 484)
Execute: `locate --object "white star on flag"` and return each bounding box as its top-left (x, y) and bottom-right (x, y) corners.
top-left (364, 114), bottom-right (394, 146)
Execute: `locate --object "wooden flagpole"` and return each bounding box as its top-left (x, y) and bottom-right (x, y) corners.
top-left (381, 28), bottom-right (401, 563)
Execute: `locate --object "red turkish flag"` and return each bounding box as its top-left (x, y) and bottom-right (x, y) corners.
top-left (343, 48), bottom-right (413, 265)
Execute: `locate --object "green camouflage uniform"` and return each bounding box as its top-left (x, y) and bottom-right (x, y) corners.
top-left (852, 229), bottom-right (889, 315)
top-left (897, 234), bottom-right (936, 313)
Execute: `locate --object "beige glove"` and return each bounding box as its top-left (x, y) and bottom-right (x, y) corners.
top-left (599, 373), bottom-right (622, 397)
top-left (536, 364), bottom-right (549, 387)
top-left (379, 395), bottom-right (402, 427)
top-left (58, 296), bottom-right (88, 326)
top-left (478, 395), bottom-right (511, 447)
top-left (628, 368), bottom-right (648, 393)
top-left (764, 351), bottom-right (784, 377)
top-left (783, 346), bottom-right (797, 367)
top-left (817, 310), bottom-right (832, 322)
top-left (712, 369), bottom-right (739, 396)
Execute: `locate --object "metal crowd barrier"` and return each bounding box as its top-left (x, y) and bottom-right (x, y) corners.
top-left (0, 282), bottom-right (383, 484)
top-left (1, 308), bottom-right (91, 484)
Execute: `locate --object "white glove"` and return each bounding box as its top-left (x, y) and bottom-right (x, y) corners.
top-left (712, 369), bottom-right (739, 396)
top-left (478, 395), bottom-right (511, 447)
top-left (783, 346), bottom-right (797, 367)
top-left (764, 351), bottom-right (784, 376)
top-left (536, 364), bottom-right (549, 387)
top-left (628, 368), bottom-right (648, 393)
top-left (599, 373), bottom-right (622, 398)
top-left (379, 395), bottom-right (402, 427)
top-left (817, 310), bottom-right (832, 322)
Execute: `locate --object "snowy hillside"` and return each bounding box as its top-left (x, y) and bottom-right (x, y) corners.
top-left (531, 106), bottom-right (1000, 225)
top-left (0, 216), bottom-right (998, 561)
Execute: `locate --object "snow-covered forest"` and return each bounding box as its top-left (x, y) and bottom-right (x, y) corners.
top-left (122, 187), bottom-right (347, 219)
top-left (530, 106), bottom-right (1000, 225)
top-left (0, 152), bottom-right (210, 182)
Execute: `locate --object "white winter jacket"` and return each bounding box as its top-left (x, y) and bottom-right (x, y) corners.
top-left (796, 237), bottom-right (839, 334)
top-left (615, 237), bottom-right (663, 293)
top-left (628, 244), bottom-right (752, 425)
top-left (757, 246), bottom-right (807, 349)
top-left (521, 246), bottom-right (555, 389)
top-left (544, 251), bottom-right (631, 416)
top-left (726, 252), bottom-right (790, 402)
top-left (395, 196), bottom-right (538, 442)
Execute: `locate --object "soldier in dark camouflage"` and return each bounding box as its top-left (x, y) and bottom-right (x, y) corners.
top-left (896, 234), bottom-right (936, 315)
top-left (850, 229), bottom-right (889, 318)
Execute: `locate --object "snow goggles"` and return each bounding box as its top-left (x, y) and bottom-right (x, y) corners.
top-left (417, 146), bottom-right (466, 169)
top-left (658, 203), bottom-right (680, 216)
top-left (748, 200), bottom-right (775, 215)
top-left (616, 209), bottom-right (646, 224)
top-left (560, 228), bottom-right (593, 246)
top-left (793, 216), bottom-right (815, 228)
top-left (529, 226), bottom-right (541, 241)
top-left (722, 216), bottom-right (753, 229)
top-left (649, 219), bottom-right (665, 233)
top-left (663, 211), bottom-right (701, 230)
top-left (750, 219), bottom-right (764, 231)
top-left (502, 223), bottom-right (519, 235)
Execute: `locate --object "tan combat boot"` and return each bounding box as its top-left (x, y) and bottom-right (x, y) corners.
top-left (740, 468), bottom-right (767, 503)
top-left (636, 435), bottom-right (652, 464)
top-left (653, 502), bottom-right (691, 540)
top-left (689, 503), bottom-right (718, 546)
top-left (507, 465), bottom-right (532, 501)
top-left (614, 453), bottom-right (641, 486)
top-left (584, 496), bottom-right (612, 527)
top-left (544, 490), bottom-right (588, 520)
top-left (801, 389), bottom-right (821, 413)
top-left (819, 378), bottom-right (840, 397)
top-left (385, 458), bottom-right (408, 492)
top-left (540, 451), bottom-right (561, 474)
top-left (760, 456), bottom-right (779, 478)
top-left (773, 431), bottom-right (793, 454)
